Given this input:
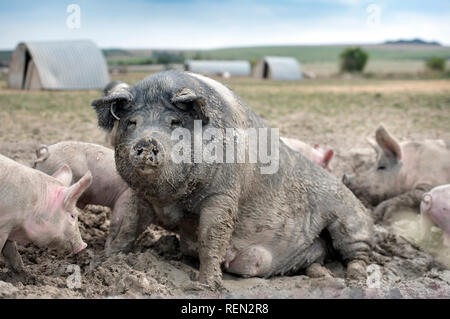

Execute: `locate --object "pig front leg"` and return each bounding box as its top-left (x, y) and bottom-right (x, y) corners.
top-left (105, 189), bottom-right (133, 252)
top-left (2, 240), bottom-right (24, 273)
top-left (373, 184), bottom-right (433, 223)
top-left (105, 193), bottom-right (155, 256)
top-left (197, 195), bottom-right (237, 290)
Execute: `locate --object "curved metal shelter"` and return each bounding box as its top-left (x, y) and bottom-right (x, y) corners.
top-left (185, 60), bottom-right (251, 77)
top-left (253, 56), bottom-right (302, 80)
top-left (8, 40), bottom-right (109, 90)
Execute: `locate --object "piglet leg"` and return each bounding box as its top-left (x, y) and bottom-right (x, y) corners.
top-left (373, 184), bottom-right (433, 223)
top-left (105, 193), bottom-right (155, 256)
top-left (2, 240), bottom-right (24, 273)
top-left (105, 189), bottom-right (132, 252)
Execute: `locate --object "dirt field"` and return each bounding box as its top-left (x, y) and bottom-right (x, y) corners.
top-left (1, 73), bottom-right (450, 298)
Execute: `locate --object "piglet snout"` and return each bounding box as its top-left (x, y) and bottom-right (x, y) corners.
top-left (74, 242), bottom-right (87, 254)
top-left (421, 193), bottom-right (433, 212)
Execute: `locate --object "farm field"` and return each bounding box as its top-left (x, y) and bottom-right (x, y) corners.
top-left (188, 44), bottom-right (450, 62)
top-left (0, 73), bottom-right (450, 298)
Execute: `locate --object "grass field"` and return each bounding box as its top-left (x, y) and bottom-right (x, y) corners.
top-left (0, 73), bottom-right (449, 167)
top-left (186, 44), bottom-right (450, 63)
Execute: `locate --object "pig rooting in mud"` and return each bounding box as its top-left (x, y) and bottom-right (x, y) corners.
top-left (0, 155), bottom-right (91, 275)
top-left (343, 125), bottom-right (450, 223)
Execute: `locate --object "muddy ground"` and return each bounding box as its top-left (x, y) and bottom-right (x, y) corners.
top-left (1, 75), bottom-right (450, 298)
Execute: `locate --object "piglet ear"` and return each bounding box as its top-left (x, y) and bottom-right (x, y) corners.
top-left (322, 149), bottom-right (334, 167)
top-left (33, 145), bottom-right (49, 168)
top-left (375, 125), bottom-right (402, 161)
top-left (63, 171), bottom-right (92, 209)
top-left (52, 165), bottom-right (73, 187)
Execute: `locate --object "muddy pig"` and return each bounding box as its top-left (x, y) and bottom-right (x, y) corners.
top-left (33, 141), bottom-right (132, 254)
top-left (0, 154), bottom-right (90, 275)
top-left (104, 81), bottom-right (338, 174)
top-left (91, 70), bottom-right (373, 289)
top-left (343, 125), bottom-right (450, 222)
top-left (281, 137), bottom-right (334, 171)
top-left (420, 184), bottom-right (450, 247)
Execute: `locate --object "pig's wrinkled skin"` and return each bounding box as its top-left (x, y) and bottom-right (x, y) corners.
top-left (0, 154), bottom-right (90, 274)
top-left (33, 141), bottom-right (132, 254)
top-left (343, 125), bottom-right (450, 223)
top-left (281, 137), bottom-right (334, 171)
top-left (91, 71), bottom-right (373, 289)
top-left (420, 184), bottom-right (450, 247)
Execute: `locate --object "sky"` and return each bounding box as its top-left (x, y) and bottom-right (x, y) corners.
top-left (0, 0), bottom-right (449, 50)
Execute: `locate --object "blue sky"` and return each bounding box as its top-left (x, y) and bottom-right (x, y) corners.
top-left (0, 0), bottom-right (449, 49)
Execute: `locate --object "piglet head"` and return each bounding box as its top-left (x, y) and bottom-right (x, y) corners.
top-left (51, 166), bottom-right (92, 254)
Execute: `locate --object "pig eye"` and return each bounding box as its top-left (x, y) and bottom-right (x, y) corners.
top-left (127, 119), bottom-right (137, 130)
top-left (69, 213), bottom-right (76, 220)
top-left (377, 165), bottom-right (386, 170)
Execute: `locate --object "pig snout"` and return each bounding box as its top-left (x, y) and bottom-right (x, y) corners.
top-left (74, 242), bottom-right (87, 254)
top-left (420, 193), bottom-right (433, 213)
top-left (130, 137), bottom-right (165, 172)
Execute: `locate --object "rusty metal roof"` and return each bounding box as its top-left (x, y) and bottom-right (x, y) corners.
top-left (19, 39), bottom-right (109, 90)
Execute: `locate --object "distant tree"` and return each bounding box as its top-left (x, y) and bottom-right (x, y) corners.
top-left (153, 51), bottom-right (185, 65)
top-left (192, 51), bottom-right (203, 60)
top-left (426, 56), bottom-right (446, 71)
top-left (340, 47), bottom-right (369, 72)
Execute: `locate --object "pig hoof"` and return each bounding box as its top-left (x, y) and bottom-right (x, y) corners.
top-left (346, 260), bottom-right (367, 280)
top-left (183, 280), bottom-right (226, 292)
top-left (10, 271), bottom-right (36, 285)
top-left (198, 274), bottom-right (225, 292)
top-left (182, 281), bottom-right (209, 291)
top-left (306, 263), bottom-right (333, 278)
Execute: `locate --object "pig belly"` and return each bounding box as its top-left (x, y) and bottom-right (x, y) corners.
top-left (225, 237), bottom-right (327, 278)
top-left (224, 245), bottom-right (272, 277)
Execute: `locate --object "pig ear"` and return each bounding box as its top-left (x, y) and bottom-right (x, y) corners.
top-left (33, 145), bottom-right (49, 168)
top-left (91, 88), bottom-right (134, 132)
top-left (63, 171), bottom-right (93, 209)
top-left (171, 88), bottom-right (209, 124)
top-left (375, 125), bottom-right (402, 161)
top-left (322, 149), bottom-right (334, 167)
top-left (103, 81), bottom-right (130, 96)
top-left (52, 165), bottom-right (73, 187)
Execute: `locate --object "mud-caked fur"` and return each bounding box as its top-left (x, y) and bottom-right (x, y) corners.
top-left (92, 70), bottom-right (373, 288)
